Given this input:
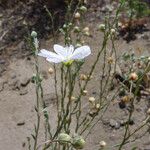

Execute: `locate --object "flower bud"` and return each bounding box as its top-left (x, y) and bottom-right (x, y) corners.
top-left (48, 68), bottom-right (54, 74)
top-left (72, 136), bottom-right (85, 149)
top-left (107, 57), bottom-right (114, 64)
top-left (80, 6), bottom-right (87, 13)
top-left (58, 133), bottom-right (71, 144)
top-left (76, 43), bottom-right (82, 47)
top-left (129, 72), bottom-right (138, 81)
top-left (98, 24), bottom-right (105, 32)
top-left (75, 12), bottom-right (81, 19)
top-left (84, 31), bottom-right (90, 36)
top-left (74, 26), bottom-right (80, 33)
top-left (31, 31), bottom-right (37, 38)
top-left (99, 140), bottom-right (107, 148)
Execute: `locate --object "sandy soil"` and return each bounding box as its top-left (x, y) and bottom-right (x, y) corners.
top-left (0, 1), bottom-right (150, 150)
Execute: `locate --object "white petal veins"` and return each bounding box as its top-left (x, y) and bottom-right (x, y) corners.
top-left (54, 44), bottom-right (66, 56)
top-left (71, 46), bottom-right (91, 60)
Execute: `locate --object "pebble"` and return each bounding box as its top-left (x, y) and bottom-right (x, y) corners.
top-left (109, 119), bottom-right (120, 129)
top-left (20, 77), bottom-right (30, 87)
top-left (17, 121), bottom-right (25, 126)
top-left (0, 59), bottom-right (6, 64)
top-left (19, 88), bottom-right (28, 95)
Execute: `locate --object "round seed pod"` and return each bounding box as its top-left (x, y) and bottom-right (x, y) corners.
top-left (72, 136), bottom-right (85, 149)
top-left (58, 133), bottom-right (71, 144)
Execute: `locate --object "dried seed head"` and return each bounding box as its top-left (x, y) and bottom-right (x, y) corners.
top-left (110, 28), bottom-right (116, 34)
top-left (74, 26), bottom-right (80, 33)
top-left (99, 141), bottom-right (107, 147)
top-left (107, 57), bottom-right (114, 64)
top-left (83, 27), bottom-right (90, 33)
top-left (75, 12), bottom-right (81, 19)
top-left (71, 96), bottom-right (76, 101)
top-left (95, 103), bottom-right (100, 110)
top-left (82, 90), bottom-right (88, 96)
top-left (147, 108), bottom-right (150, 115)
top-left (129, 72), bottom-right (138, 81)
top-left (122, 95), bottom-right (131, 103)
top-left (76, 43), bottom-right (82, 47)
top-left (72, 136), bottom-right (85, 149)
top-left (80, 74), bottom-right (87, 80)
top-left (48, 68), bottom-right (54, 74)
top-left (58, 133), bottom-right (71, 144)
top-left (88, 97), bottom-right (95, 103)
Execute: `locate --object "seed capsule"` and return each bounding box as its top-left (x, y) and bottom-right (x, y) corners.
top-left (72, 136), bottom-right (85, 149)
top-left (58, 133), bottom-right (71, 144)
top-left (75, 12), bottom-right (81, 19)
top-left (99, 140), bottom-right (107, 147)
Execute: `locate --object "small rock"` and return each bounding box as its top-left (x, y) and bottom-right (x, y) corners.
top-left (20, 88), bottom-right (28, 95)
top-left (41, 70), bottom-right (48, 80)
top-left (8, 78), bottom-right (20, 90)
top-left (0, 59), bottom-right (6, 64)
top-left (10, 72), bottom-right (17, 79)
top-left (109, 119), bottom-right (120, 129)
top-left (0, 82), bottom-right (4, 92)
top-left (43, 93), bottom-right (57, 107)
top-left (20, 77), bottom-right (30, 87)
top-left (17, 121), bottom-right (25, 126)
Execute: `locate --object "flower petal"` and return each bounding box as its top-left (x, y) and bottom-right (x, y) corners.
top-left (71, 46), bottom-right (91, 60)
top-left (38, 49), bottom-right (59, 58)
top-left (46, 57), bottom-right (63, 63)
top-left (38, 49), bottom-right (63, 63)
top-left (66, 45), bottom-right (74, 56)
top-left (54, 44), bottom-right (66, 56)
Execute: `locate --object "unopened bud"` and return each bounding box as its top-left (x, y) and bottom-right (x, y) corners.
top-left (58, 133), bottom-right (71, 144)
top-left (31, 31), bottom-right (37, 38)
top-left (80, 6), bottom-right (87, 13)
top-left (98, 24), bottom-right (105, 32)
top-left (74, 26), bottom-right (80, 33)
top-left (72, 136), bottom-right (85, 149)
top-left (83, 27), bottom-right (89, 33)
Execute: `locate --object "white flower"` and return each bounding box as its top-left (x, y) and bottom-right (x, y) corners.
top-left (38, 44), bottom-right (91, 64)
